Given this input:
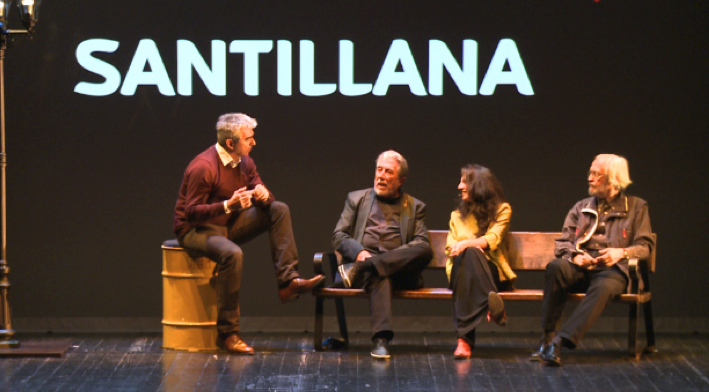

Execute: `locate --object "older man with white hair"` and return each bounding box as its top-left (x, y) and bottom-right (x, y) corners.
top-left (333, 150), bottom-right (433, 359)
top-left (533, 154), bottom-right (654, 366)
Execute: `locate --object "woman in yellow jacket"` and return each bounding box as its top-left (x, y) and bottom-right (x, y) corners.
top-left (446, 164), bottom-right (516, 359)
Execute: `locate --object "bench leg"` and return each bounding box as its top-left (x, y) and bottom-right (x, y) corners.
top-left (643, 301), bottom-right (658, 354)
top-left (335, 297), bottom-right (349, 348)
top-left (327, 255), bottom-right (349, 348)
top-left (628, 303), bottom-right (640, 359)
top-left (314, 296), bottom-right (324, 351)
top-left (314, 296), bottom-right (350, 351)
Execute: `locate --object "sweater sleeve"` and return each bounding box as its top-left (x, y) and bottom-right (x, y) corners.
top-left (183, 159), bottom-right (227, 224)
top-left (245, 158), bottom-right (274, 206)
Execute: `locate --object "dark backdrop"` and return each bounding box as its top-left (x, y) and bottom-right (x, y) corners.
top-left (2, 1), bottom-right (707, 325)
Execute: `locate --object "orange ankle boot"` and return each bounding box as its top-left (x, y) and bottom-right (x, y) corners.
top-left (453, 338), bottom-right (472, 359)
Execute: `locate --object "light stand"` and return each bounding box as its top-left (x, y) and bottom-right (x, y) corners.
top-left (0, 0), bottom-right (67, 357)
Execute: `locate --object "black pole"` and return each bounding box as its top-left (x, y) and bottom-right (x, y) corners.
top-left (0, 8), bottom-right (70, 356)
top-left (0, 31), bottom-right (19, 348)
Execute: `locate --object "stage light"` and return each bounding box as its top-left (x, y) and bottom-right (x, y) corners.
top-left (18, 0), bottom-right (41, 32)
top-left (0, 1), bottom-right (13, 28)
top-left (0, 0), bottom-right (41, 33)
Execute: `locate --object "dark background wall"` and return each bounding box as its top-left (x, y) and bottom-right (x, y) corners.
top-left (2, 1), bottom-right (707, 327)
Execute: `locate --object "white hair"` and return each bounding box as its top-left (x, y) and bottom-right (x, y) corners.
top-left (216, 113), bottom-right (257, 146)
top-left (594, 153), bottom-right (632, 191)
top-left (376, 150), bottom-right (408, 178)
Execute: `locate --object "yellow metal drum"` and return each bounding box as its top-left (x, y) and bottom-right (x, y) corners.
top-left (161, 241), bottom-right (218, 351)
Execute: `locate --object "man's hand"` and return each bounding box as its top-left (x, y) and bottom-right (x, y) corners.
top-left (356, 250), bottom-right (372, 262)
top-left (597, 248), bottom-right (625, 267)
top-left (253, 184), bottom-right (269, 202)
top-left (227, 187), bottom-right (253, 210)
top-left (572, 253), bottom-right (597, 269)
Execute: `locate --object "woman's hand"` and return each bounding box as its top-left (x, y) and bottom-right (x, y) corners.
top-left (449, 238), bottom-right (487, 257)
top-left (448, 241), bottom-right (467, 257)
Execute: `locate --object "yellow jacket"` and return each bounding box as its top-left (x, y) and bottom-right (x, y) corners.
top-left (445, 203), bottom-right (516, 283)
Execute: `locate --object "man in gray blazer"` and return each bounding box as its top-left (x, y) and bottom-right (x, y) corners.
top-left (332, 150), bottom-right (433, 359)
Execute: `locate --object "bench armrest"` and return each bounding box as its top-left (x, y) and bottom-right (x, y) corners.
top-left (628, 258), bottom-right (639, 294)
top-left (628, 257), bottom-right (652, 294)
top-left (313, 252), bottom-right (338, 285)
top-left (313, 252), bottom-right (326, 275)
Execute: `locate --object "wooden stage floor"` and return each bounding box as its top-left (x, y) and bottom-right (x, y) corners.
top-left (0, 332), bottom-right (707, 391)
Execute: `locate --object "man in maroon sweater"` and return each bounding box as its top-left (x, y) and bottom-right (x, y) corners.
top-left (173, 113), bottom-right (324, 354)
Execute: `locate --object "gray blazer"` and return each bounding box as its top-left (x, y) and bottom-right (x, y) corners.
top-left (332, 188), bottom-right (431, 263)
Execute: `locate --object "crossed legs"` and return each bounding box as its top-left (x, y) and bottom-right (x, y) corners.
top-left (179, 201), bottom-right (300, 335)
top-left (450, 248), bottom-right (511, 346)
top-left (368, 245), bottom-right (433, 341)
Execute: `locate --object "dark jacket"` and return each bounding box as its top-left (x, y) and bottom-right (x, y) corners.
top-left (555, 192), bottom-right (654, 279)
top-left (332, 188), bottom-right (431, 263)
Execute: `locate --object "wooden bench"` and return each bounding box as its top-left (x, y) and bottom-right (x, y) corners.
top-left (312, 231), bottom-right (657, 359)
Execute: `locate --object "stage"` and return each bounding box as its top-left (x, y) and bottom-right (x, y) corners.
top-left (0, 332), bottom-right (707, 391)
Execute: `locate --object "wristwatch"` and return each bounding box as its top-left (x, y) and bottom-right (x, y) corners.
top-left (623, 249), bottom-right (629, 259)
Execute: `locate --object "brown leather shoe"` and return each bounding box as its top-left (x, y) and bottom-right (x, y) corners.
top-left (278, 275), bottom-right (325, 304)
top-left (453, 338), bottom-right (472, 359)
top-left (216, 333), bottom-right (254, 355)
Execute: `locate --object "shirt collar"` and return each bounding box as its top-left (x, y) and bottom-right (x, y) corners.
top-left (606, 191), bottom-right (627, 212)
top-left (375, 193), bottom-right (402, 205)
top-left (215, 143), bottom-right (240, 168)
top-left (592, 191), bottom-right (627, 213)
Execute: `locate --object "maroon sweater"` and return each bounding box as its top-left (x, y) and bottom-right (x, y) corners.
top-left (173, 146), bottom-right (273, 237)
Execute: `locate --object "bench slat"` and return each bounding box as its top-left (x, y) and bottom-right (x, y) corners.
top-left (313, 288), bottom-right (651, 303)
top-left (428, 231), bottom-right (655, 273)
top-left (429, 230), bottom-right (561, 270)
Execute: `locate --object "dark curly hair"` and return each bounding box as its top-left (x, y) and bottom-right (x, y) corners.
top-left (458, 164), bottom-right (507, 237)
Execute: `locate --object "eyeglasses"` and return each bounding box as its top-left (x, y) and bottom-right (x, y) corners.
top-left (588, 170), bottom-right (605, 179)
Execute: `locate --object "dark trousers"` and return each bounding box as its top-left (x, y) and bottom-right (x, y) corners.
top-left (540, 258), bottom-right (628, 347)
top-left (178, 201), bottom-right (300, 335)
top-left (366, 244), bottom-right (433, 341)
top-left (450, 248), bottom-right (512, 344)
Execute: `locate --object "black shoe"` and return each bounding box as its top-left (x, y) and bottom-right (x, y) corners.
top-left (540, 341), bottom-right (561, 366)
top-left (338, 263), bottom-right (365, 288)
top-left (371, 338), bottom-right (391, 359)
top-left (530, 340), bottom-right (548, 362)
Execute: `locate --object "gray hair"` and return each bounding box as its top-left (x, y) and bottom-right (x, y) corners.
top-left (216, 113), bottom-right (257, 147)
top-left (376, 150), bottom-right (408, 178)
top-left (594, 153), bottom-right (632, 191)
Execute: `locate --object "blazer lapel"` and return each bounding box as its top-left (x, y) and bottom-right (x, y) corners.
top-left (399, 194), bottom-right (412, 244)
top-left (354, 189), bottom-right (375, 243)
